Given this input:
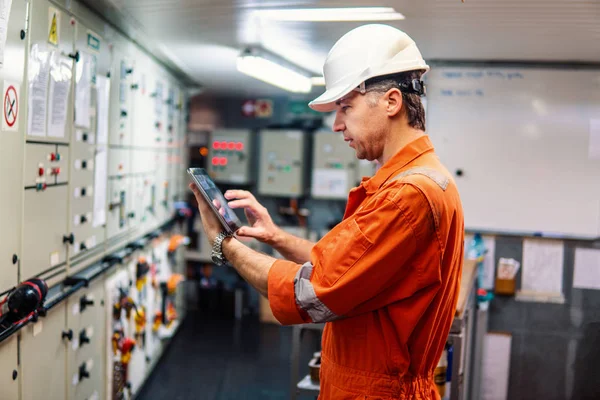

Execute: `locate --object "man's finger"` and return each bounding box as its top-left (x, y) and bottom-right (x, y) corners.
top-left (224, 190), bottom-right (253, 200)
top-left (227, 199), bottom-right (255, 209)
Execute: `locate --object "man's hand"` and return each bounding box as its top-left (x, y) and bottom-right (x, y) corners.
top-left (224, 190), bottom-right (279, 244)
top-left (188, 183), bottom-right (224, 244)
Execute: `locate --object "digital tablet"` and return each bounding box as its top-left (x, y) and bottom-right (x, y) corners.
top-left (187, 168), bottom-right (243, 235)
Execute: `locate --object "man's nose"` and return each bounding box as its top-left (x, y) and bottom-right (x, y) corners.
top-left (332, 112), bottom-right (345, 132)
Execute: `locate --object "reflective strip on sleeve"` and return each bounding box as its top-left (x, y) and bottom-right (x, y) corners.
top-left (393, 167), bottom-right (449, 190)
top-left (294, 262), bottom-right (339, 323)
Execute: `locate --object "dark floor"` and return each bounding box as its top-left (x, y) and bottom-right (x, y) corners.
top-left (137, 310), bottom-right (320, 400)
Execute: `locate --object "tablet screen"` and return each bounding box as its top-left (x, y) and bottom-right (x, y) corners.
top-left (188, 168), bottom-right (243, 234)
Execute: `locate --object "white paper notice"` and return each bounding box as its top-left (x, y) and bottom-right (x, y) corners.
top-left (0, 0), bottom-right (12, 67)
top-left (521, 238), bottom-right (564, 296)
top-left (92, 146), bottom-right (107, 227)
top-left (481, 333), bottom-right (512, 400)
top-left (96, 75), bottom-right (110, 145)
top-left (589, 119), bottom-right (600, 160)
top-left (47, 53), bottom-right (71, 138)
top-left (312, 169), bottom-right (348, 198)
top-left (27, 44), bottom-right (51, 137)
top-left (573, 248), bottom-right (600, 290)
top-left (75, 52), bottom-right (91, 128)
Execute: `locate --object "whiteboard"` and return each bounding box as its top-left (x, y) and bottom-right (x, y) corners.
top-left (426, 67), bottom-right (600, 238)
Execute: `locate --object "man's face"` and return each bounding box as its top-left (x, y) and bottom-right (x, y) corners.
top-left (332, 91), bottom-right (388, 162)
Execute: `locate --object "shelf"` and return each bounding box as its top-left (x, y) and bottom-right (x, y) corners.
top-left (297, 375), bottom-right (320, 395)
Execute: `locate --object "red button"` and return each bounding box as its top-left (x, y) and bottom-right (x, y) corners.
top-left (211, 157), bottom-right (218, 166)
top-left (220, 141), bottom-right (227, 149)
top-left (235, 142), bottom-right (244, 151)
top-left (50, 153), bottom-right (56, 161)
top-left (38, 168), bottom-right (44, 176)
top-left (227, 142), bottom-right (235, 150)
top-left (213, 141), bottom-right (220, 150)
top-left (53, 168), bottom-right (61, 175)
top-left (219, 157), bottom-right (228, 166)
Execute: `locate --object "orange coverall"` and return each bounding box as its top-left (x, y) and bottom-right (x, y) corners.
top-left (268, 135), bottom-right (464, 399)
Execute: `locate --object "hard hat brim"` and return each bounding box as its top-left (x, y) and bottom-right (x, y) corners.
top-left (308, 82), bottom-right (357, 113)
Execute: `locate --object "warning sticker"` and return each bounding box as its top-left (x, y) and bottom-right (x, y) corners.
top-left (3, 81), bottom-right (19, 131)
top-left (48, 7), bottom-right (60, 46)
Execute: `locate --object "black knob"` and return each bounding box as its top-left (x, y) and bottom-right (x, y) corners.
top-left (131, 84), bottom-right (139, 90)
top-left (63, 233), bottom-right (75, 244)
top-left (80, 215), bottom-right (87, 224)
top-left (20, 30), bottom-right (25, 40)
top-left (128, 212), bottom-right (135, 219)
top-left (79, 329), bottom-right (90, 345)
top-left (82, 160), bottom-right (87, 169)
top-left (68, 51), bottom-right (80, 63)
top-left (80, 296), bottom-right (94, 311)
top-left (62, 329), bottom-right (73, 341)
top-left (80, 242), bottom-right (87, 251)
top-left (79, 364), bottom-right (90, 380)
top-left (126, 68), bottom-right (133, 74)
top-left (82, 133), bottom-right (88, 142)
top-left (155, 122), bottom-right (160, 129)
top-left (121, 110), bottom-right (128, 117)
top-left (81, 188), bottom-right (87, 196)
top-left (455, 169), bottom-right (464, 177)
top-left (12, 254), bottom-right (18, 264)
top-left (107, 71), bottom-right (111, 78)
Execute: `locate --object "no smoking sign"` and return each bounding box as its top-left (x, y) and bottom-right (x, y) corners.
top-left (3, 82), bottom-right (19, 132)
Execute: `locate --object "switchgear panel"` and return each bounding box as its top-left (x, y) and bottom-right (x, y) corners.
top-left (21, 304), bottom-right (67, 400)
top-left (258, 130), bottom-right (306, 197)
top-left (208, 129), bottom-right (253, 184)
top-left (311, 131), bottom-right (357, 199)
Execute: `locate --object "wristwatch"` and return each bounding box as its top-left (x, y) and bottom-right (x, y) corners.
top-left (211, 231), bottom-right (233, 266)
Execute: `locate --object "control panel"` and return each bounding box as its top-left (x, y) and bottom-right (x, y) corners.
top-left (258, 130), bottom-right (306, 197)
top-left (311, 131), bottom-right (357, 199)
top-left (208, 129), bottom-right (252, 184)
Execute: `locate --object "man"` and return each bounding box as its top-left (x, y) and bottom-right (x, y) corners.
top-left (190, 24), bottom-right (464, 399)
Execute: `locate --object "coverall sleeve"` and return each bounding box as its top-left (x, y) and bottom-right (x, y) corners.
top-left (267, 184), bottom-right (441, 325)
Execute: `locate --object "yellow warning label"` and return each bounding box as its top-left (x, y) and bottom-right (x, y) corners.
top-left (48, 7), bottom-right (59, 46)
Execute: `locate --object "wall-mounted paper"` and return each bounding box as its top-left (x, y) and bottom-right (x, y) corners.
top-left (0, 0), bottom-right (12, 67)
top-left (92, 146), bottom-right (107, 227)
top-left (521, 238), bottom-right (564, 297)
top-left (75, 52), bottom-right (91, 128)
top-left (27, 44), bottom-right (51, 137)
top-left (573, 248), bottom-right (600, 290)
top-left (481, 333), bottom-right (512, 400)
top-left (312, 169), bottom-right (348, 198)
top-left (95, 75), bottom-right (110, 145)
top-left (47, 53), bottom-right (71, 138)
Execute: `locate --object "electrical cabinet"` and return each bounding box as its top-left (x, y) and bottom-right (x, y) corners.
top-left (311, 131), bottom-right (357, 199)
top-left (0, 0), bottom-right (27, 293)
top-left (258, 130), bottom-right (306, 197)
top-left (21, 304), bottom-right (67, 400)
top-left (66, 280), bottom-right (106, 400)
top-left (0, 336), bottom-right (19, 400)
top-left (208, 129), bottom-right (253, 184)
top-left (107, 177), bottom-right (131, 239)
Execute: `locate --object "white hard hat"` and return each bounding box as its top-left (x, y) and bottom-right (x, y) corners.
top-left (309, 24), bottom-right (429, 112)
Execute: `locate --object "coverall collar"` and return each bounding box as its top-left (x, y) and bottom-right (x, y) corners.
top-left (361, 135), bottom-right (435, 195)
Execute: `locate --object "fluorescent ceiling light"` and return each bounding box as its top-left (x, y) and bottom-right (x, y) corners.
top-left (311, 76), bottom-right (326, 86)
top-left (237, 53), bottom-right (312, 93)
top-left (255, 7), bottom-right (405, 22)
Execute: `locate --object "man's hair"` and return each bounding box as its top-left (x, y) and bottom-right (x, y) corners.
top-left (363, 70), bottom-right (426, 131)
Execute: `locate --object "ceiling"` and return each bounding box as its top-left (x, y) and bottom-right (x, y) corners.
top-left (81, 0), bottom-right (600, 97)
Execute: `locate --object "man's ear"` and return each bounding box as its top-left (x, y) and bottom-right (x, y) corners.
top-left (385, 88), bottom-right (403, 117)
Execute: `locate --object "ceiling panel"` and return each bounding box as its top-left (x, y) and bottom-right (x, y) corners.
top-left (81, 0), bottom-right (600, 96)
